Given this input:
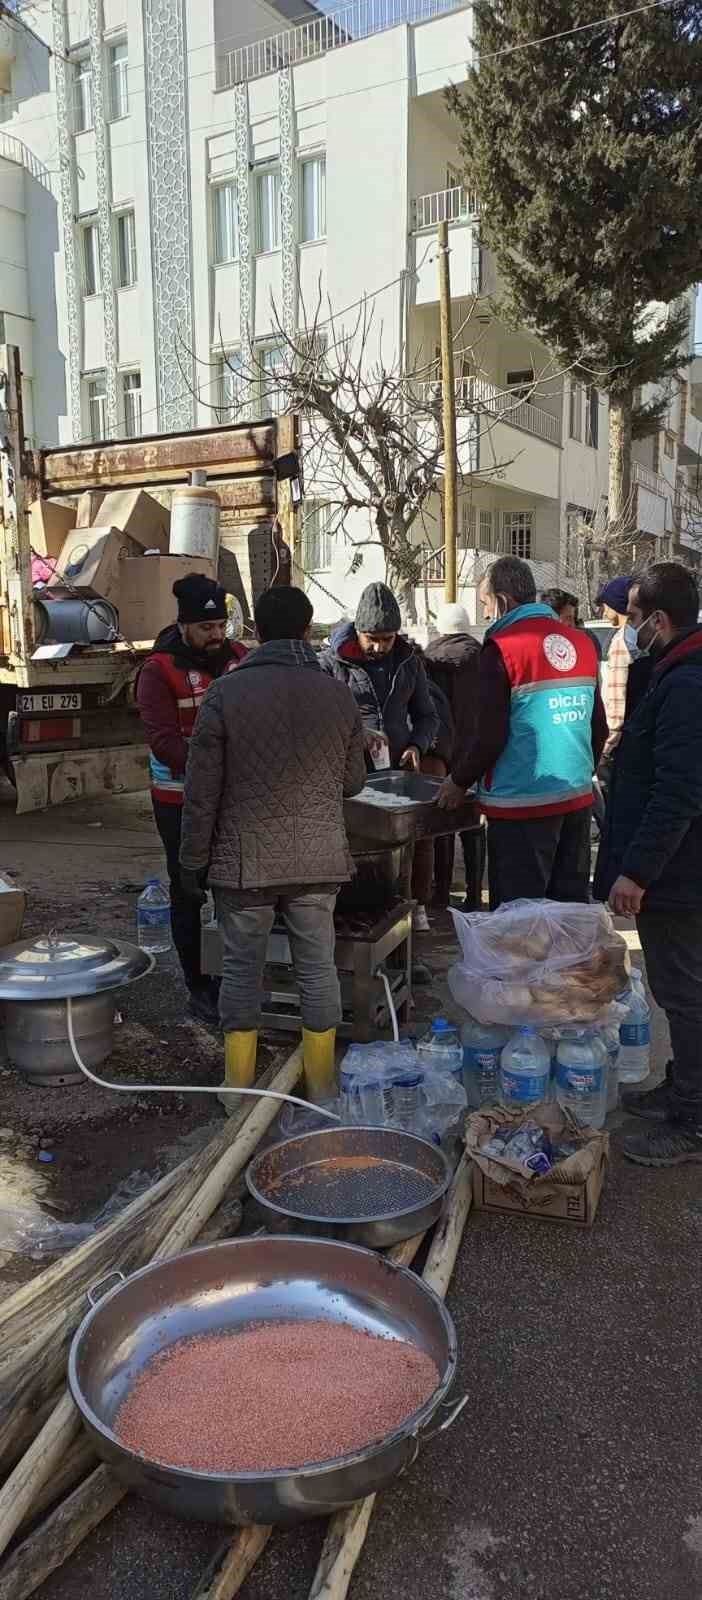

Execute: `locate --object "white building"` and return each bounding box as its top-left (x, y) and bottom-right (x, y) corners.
top-left (1, 0), bottom-right (700, 620)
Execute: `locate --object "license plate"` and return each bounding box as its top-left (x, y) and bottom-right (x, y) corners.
top-left (17, 692), bottom-right (82, 713)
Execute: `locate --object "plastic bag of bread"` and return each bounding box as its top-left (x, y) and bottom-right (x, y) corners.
top-left (447, 900), bottom-right (630, 1026)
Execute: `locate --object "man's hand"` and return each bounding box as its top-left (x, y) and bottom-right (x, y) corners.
top-left (437, 776), bottom-right (467, 811)
top-left (399, 745), bottom-right (420, 773)
top-left (180, 865), bottom-right (207, 904)
top-left (609, 875), bottom-right (645, 918)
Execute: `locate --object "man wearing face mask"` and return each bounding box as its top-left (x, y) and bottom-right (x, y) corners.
top-left (437, 556), bottom-right (606, 906)
top-left (136, 574), bottom-right (247, 1022)
top-left (594, 563), bottom-right (702, 1168)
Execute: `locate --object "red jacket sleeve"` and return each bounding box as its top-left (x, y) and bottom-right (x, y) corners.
top-left (136, 657), bottom-right (188, 776)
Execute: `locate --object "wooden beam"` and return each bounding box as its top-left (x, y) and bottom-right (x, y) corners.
top-left (191, 1527), bottom-right (273, 1600)
top-left (39, 424), bottom-right (277, 496)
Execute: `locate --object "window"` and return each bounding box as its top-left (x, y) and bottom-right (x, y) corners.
top-left (108, 40), bottom-right (128, 121)
top-left (585, 384), bottom-right (599, 449)
top-left (300, 155), bottom-right (326, 242)
top-left (216, 352), bottom-right (243, 418)
top-left (461, 503), bottom-right (476, 546)
top-left (506, 368), bottom-right (534, 401)
top-left (260, 345), bottom-right (285, 415)
top-left (81, 223), bottom-right (101, 296)
top-left (212, 182), bottom-right (238, 264)
top-left (479, 508), bottom-right (494, 550)
top-left (664, 431), bottom-right (675, 458)
top-left (115, 210), bottom-right (137, 288)
top-left (87, 374), bottom-right (107, 441)
top-left (503, 510), bottom-right (533, 560)
top-left (0, 92), bottom-right (15, 124)
top-left (303, 502), bottom-right (333, 572)
top-left (569, 379), bottom-right (583, 442)
top-left (73, 58), bottom-right (93, 132)
top-left (122, 371), bottom-right (142, 437)
top-left (256, 169), bottom-right (281, 254)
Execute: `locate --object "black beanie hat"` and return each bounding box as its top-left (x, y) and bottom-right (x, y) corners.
top-left (173, 573), bottom-right (227, 624)
top-left (354, 582), bottom-right (402, 634)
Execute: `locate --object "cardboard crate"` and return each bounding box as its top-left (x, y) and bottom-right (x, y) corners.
top-left (118, 554), bottom-right (215, 642)
top-left (76, 491), bottom-right (105, 528)
top-left (466, 1103), bottom-right (608, 1229)
top-left (28, 500), bottom-right (76, 560)
top-left (93, 489), bottom-right (170, 553)
top-left (51, 527), bottom-right (141, 608)
top-left (0, 871), bottom-right (26, 946)
top-left (471, 1155), bottom-right (606, 1226)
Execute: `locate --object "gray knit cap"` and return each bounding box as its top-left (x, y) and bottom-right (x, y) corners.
top-left (354, 582), bottom-right (401, 634)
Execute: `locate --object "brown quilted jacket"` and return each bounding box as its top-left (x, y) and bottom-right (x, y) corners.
top-left (179, 638), bottom-right (366, 890)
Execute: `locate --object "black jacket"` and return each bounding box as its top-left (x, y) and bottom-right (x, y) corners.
top-left (424, 631), bottom-right (481, 759)
top-left (594, 626), bottom-right (702, 911)
top-left (319, 625), bottom-right (438, 765)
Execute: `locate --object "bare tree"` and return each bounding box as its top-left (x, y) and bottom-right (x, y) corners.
top-left (188, 284), bottom-right (579, 620)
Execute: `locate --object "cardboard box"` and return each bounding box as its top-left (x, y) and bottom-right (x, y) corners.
top-left (466, 1104), bottom-right (609, 1228)
top-left (76, 491), bottom-right (105, 528)
top-left (50, 526), bottom-right (141, 608)
top-left (93, 489), bottom-right (170, 553)
top-left (117, 554), bottom-right (215, 642)
top-left (28, 499), bottom-right (76, 560)
top-left (0, 871), bottom-right (26, 946)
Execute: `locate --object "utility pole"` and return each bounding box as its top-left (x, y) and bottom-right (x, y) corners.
top-left (438, 218), bottom-right (458, 604)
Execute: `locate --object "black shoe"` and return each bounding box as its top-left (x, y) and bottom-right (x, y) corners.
top-left (621, 1120), bottom-right (702, 1167)
top-left (187, 985), bottom-right (220, 1026)
top-left (620, 1079), bottom-right (672, 1123)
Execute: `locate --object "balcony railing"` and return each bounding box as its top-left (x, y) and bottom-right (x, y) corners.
top-left (632, 460), bottom-right (672, 500)
top-left (216, 0), bottom-right (465, 90)
top-left (416, 376), bottom-right (562, 445)
top-left (0, 129), bottom-right (53, 190)
top-left (411, 185), bottom-right (479, 230)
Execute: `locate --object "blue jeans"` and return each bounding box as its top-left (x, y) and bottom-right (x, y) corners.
top-left (214, 886), bottom-right (341, 1034)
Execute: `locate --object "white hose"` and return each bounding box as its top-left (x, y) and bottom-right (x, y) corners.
top-left (65, 997), bottom-right (341, 1122)
top-left (378, 968), bottom-right (400, 1043)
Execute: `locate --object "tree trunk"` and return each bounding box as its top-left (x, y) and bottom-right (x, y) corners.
top-left (608, 389), bottom-right (634, 532)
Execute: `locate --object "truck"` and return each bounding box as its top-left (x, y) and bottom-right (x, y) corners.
top-left (0, 343), bottom-right (297, 812)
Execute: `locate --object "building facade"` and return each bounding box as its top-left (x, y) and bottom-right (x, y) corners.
top-left (1, 0), bottom-right (700, 621)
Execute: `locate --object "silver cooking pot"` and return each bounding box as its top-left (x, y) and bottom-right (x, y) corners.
top-left (69, 1236), bottom-right (459, 1526)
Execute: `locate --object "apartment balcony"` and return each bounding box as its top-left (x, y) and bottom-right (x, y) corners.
top-left (673, 472), bottom-right (702, 550)
top-left (215, 0), bottom-right (465, 90)
top-left (412, 186), bottom-right (482, 304)
top-left (679, 406), bottom-right (702, 469)
top-left (415, 375), bottom-right (562, 497)
top-left (632, 460), bottom-right (674, 539)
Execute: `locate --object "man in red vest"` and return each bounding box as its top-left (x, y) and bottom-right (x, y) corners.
top-left (438, 556), bottom-right (607, 906)
top-left (136, 574), bottom-right (246, 1021)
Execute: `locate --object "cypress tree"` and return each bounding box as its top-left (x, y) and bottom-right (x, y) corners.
top-left (450, 0), bottom-right (702, 524)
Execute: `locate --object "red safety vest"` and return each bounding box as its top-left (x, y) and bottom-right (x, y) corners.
top-left (148, 645), bottom-right (245, 804)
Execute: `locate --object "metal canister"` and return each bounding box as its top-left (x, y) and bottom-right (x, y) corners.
top-left (33, 592), bottom-right (119, 644)
top-left (169, 486), bottom-right (221, 563)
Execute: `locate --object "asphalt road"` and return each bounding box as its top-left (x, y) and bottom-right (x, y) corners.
top-left (0, 791), bottom-right (700, 1600)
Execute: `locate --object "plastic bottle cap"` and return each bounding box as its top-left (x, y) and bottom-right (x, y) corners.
top-left (432, 1018), bottom-right (450, 1032)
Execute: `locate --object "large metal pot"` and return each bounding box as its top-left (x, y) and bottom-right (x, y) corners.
top-left (69, 1236), bottom-right (458, 1527)
top-left (3, 991), bottom-right (115, 1085)
top-left (0, 933), bottom-right (153, 1085)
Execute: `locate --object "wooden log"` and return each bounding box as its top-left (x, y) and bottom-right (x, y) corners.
top-left (192, 1526), bottom-right (273, 1599)
top-left (0, 1046), bottom-right (304, 1568)
top-left (0, 1467), bottom-right (125, 1600)
top-left (15, 1434), bottom-right (95, 1540)
top-left (305, 1155), bottom-right (472, 1600)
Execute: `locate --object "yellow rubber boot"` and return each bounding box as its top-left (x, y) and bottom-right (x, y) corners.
top-left (302, 1027), bottom-right (337, 1102)
top-left (218, 1030), bottom-right (257, 1115)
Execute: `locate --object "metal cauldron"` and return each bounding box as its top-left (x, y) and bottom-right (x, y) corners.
top-left (246, 1126), bottom-right (452, 1248)
top-left (69, 1236), bottom-right (458, 1527)
top-left (0, 933), bottom-right (153, 1085)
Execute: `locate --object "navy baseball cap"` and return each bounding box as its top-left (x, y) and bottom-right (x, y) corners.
top-left (596, 575), bottom-right (633, 614)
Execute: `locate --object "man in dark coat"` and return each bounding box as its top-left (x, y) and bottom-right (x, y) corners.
top-left (424, 602), bottom-right (482, 909)
top-left (319, 583), bottom-right (438, 772)
top-left (594, 562), bottom-right (702, 1168)
top-left (180, 586), bottom-right (365, 1105)
top-left (136, 573), bottom-right (247, 1023)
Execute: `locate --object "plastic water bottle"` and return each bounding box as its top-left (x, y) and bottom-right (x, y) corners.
top-left (416, 1019), bottom-right (464, 1087)
top-left (555, 1028), bottom-right (608, 1129)
top-left (340, 1043), bottom-right (422, 1132)
top-left (499, 1027), bottom-right (550, 1109)
top-left (618, 973), bottom-right (651, 1084)
top-left (601, 1023), bottom-right (621, 1112)
top-left (460, 1016), bottom-right (510, 1108)
top-left (136, 879), bottom-right (172, 954)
